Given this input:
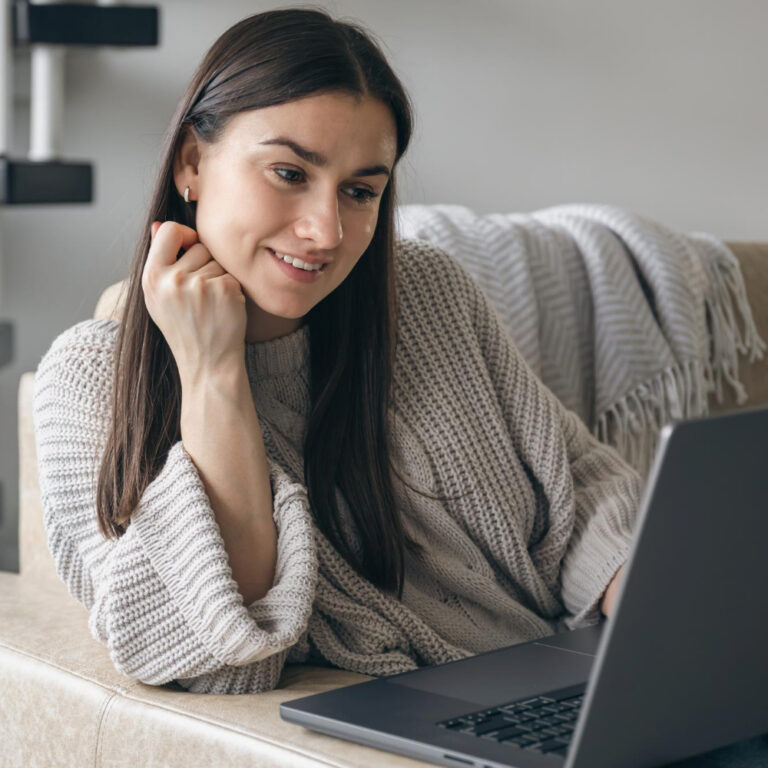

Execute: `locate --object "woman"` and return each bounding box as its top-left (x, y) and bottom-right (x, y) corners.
top-left (33, 8), bottom-right (638, 695)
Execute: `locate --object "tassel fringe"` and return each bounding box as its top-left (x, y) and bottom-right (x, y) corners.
top-left (595, 245), bottom-right (766, 479)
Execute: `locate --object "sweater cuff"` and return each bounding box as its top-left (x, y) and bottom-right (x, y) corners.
top-left (559, 515), bottom-right (632, 629)
top-left (132, 442), bottom-right (317, 666)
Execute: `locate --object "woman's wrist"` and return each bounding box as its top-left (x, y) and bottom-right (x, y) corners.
top-left (179, 358), bottom-right (249, 402)
top-left (600, 564), bottom-right (626, 617)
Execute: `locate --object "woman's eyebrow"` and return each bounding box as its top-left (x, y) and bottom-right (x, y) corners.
top-left (259, 136), bottom-right (391, 178)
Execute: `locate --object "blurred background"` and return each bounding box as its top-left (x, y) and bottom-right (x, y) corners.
top-left (1, 0), bottom-right (767, 572)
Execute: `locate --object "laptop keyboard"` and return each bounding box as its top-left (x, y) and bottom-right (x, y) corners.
top-left (436, 683), bottom-right (586, 758)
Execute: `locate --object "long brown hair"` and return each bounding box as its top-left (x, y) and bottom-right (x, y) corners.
top-left (96, 7), bottom-right (462, 596)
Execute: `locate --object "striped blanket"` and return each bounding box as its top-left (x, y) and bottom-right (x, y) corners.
top-left (395, 203), bottom-right (766, 478)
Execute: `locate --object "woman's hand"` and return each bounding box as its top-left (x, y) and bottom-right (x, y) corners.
top-left (142, 221), bottom-right (247, 386)
top-left (600, 564), bottom-right (626, 617)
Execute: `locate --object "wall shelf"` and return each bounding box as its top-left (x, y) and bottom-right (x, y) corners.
top-left (13, 1), bottom-right (158, 47)
top-left (0, 156), bottom-right (92, 205)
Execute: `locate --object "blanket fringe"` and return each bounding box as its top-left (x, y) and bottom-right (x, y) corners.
top-left (595, 246), bottom-right (766, 478)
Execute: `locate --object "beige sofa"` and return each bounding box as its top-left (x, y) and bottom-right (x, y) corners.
top-left (3, 243), bottom-right (767, 768)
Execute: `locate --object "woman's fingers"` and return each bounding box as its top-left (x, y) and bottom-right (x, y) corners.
top-left (190, 257), bottom-right (227, 279)
top-left (173, 242), bottom-right (215, 273)
top-left (141, 220), bottom-right (247, 380)
top-left (143, 222), bottom-right (230, 302)
top-left (147, 220), bottom-right (199, 268)
top-left (144, 222), bottom-right (212, 292)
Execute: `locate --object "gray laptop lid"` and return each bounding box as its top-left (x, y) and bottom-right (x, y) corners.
top-left (566, 406), bottom-right (768, 768)
top-left (281, 406), bottom-right (768, 768)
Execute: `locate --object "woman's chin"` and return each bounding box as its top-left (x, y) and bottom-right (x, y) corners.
top-left (245, 296), bottom-right (308, 320)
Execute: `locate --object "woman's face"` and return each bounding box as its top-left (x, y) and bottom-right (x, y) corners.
top-left (174, 92), bottom-right (398, 342)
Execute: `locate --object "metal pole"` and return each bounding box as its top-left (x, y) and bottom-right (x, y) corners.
top-left (0, 0), bottom-right (10, 311)
top-left (0, 0), bottom-right (11, 156)
top-left (29, 0), bottom-right (65, 161)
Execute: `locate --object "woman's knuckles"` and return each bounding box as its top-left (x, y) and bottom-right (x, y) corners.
top-left (170, 269), bottom-right (186, 288)
top-left (189, 274), bottom-right (208, 292)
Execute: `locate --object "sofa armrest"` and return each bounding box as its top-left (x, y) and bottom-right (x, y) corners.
top-left (0, 572), bottom-right (417, 768)
top-left (710, 242), bottom-right (768, 413)
top-left (18, 372), bottom-right (60, 584)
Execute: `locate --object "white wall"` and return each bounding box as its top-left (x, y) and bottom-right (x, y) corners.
top-left (1, 0), bottom-right (766, 571)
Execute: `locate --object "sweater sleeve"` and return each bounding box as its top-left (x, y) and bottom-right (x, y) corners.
top-left (33, 319), bottom-right (318, 694)
top-left (549, 403), bottom-right (641, 628)
top-left (433, 242), bottom-right (642, 628)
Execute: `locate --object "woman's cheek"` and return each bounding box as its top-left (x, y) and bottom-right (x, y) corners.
top-left (355, 210), bottom-right (378, 249)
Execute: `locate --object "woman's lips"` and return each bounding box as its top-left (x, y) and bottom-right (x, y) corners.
top-left (269, 247), bottom-right (329, 266)
top-left (269, 248), bottom-right (327, 283)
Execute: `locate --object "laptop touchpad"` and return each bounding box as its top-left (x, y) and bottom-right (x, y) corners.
top-left (389, 642), bottom-right (594, 707)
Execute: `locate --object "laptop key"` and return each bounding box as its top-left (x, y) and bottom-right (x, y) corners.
top-left (536, 738), bottom-right (570, 753)
top-left (536, 716), bottom-right (561, 727)
top-left (523, 741), bottom-right (548, 751)
top-left (473, 717), bottom-right (517, 736)
top-left (484, 725), bottom-right (527, 742)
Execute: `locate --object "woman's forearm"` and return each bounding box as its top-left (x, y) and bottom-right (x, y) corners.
top-left (180, 364), bottom-right (277, 605)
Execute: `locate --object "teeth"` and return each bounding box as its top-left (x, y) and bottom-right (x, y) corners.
top-left (274, 250), bottom-right (323, 271)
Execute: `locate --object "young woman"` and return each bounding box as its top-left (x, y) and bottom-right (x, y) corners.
top-left (33, 8), bottom-right (638, 695)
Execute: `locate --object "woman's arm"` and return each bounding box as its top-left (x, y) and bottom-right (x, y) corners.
top-left (552, 401), bottom-right (640, 625)
top-left (425, 240), bottom-right (642, 626)
top-left (34, 319), bottom-right (318, 693)
top-left (145, 219), bottom-right (279, 607)
top-left (180, 363), bottom-right (277, 606)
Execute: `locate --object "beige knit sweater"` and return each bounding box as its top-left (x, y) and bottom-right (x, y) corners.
top-left (33, 239), bottom-right (642, 695)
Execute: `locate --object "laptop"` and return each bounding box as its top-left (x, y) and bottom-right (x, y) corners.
top-left (280, 406), bottom-right (768, 768)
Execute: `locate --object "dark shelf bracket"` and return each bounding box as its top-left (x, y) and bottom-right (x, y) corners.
top-left (13, 1), bottom-right (159, 47)
top-left (0, 157), bottom-right (93, 204)
top-left (0, 322), bottom-right (12, 368)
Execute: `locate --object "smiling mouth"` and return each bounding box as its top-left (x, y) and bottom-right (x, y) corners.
top-left (268, 247), bottom-right (329, 271)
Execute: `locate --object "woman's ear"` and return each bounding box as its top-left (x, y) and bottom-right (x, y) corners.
top-left (172, 125), bottom-right (202, 201)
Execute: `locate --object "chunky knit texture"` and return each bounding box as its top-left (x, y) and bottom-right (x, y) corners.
top-left (33, 239), bottom-right (642, 695)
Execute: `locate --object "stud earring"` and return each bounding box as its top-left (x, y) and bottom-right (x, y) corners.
top-left (183, 186), bottom-right (191, 203)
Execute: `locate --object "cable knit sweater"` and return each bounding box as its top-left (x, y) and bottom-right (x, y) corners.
top-left (33, 238), bottom-right (642, 695)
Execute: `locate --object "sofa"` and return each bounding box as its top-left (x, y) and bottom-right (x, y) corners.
top-left (2, 242), bottom-right (767, 768)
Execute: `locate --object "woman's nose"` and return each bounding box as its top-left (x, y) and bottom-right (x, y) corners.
top-left (294, 190), bottom-right (343, 250)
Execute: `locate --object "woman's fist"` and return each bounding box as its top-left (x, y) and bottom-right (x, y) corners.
top-left (142, 220), bottom-right (247, 385)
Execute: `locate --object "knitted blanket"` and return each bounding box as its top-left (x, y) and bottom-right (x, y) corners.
top-left (396, 204), bottom-right (766, 477)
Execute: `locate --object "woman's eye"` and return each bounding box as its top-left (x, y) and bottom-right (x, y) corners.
top-left (273, 168), bottom-right (378, 205)
top-left (273, 167), bottom-right (304, 184)
top-left (344, 186), bottom-right (378, 205)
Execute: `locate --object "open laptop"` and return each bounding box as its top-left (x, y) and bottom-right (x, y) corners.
top-left (281, 406), bottom-right (768, 768)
